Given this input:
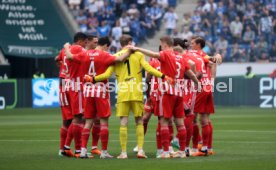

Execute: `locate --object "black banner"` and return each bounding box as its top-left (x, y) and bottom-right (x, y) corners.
top-left (0, 0), bottom-right (71, 58)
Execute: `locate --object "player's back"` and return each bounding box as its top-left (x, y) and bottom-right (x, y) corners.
top-left (83, 49), bottom-right (115, 82)
top-left (67, 44), bottom-right (85, 91)
top-left (83, 49), bottom-right (116, 98)
top-left (113, 49), bottom-right (145, 102)
top-left (159, 50), bottom-right (188, 97)
top-left (57, 48), bottom-right (70, 79)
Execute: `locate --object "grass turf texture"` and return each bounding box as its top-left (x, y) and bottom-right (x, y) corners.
top-left (0, 107), bottom-right (276, 170)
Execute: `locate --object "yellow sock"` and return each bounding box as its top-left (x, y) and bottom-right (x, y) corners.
top-left (136, 124), bottom-right (144, 150)
top-left (120, 125), bottom-right (127, 152)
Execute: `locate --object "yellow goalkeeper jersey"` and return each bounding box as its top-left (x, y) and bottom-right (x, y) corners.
top-left (94, 49), bottom-right (163, 103)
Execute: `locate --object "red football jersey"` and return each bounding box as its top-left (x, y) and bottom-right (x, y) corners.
top-left (148, 58), bottom-right (161, 101)
top-left (78, 49), bottom-right (116, 99)
top-left (56, 48), bottom-right (69, 79)
top-left (159, 50), bottom-right (190, 97)
top-left (66, 45), bottom-right (86, 91)
top-left (186, 50), bottom-right (212, 89)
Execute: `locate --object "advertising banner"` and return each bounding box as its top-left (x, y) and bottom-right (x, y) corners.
top-left (0, 0), bottom-right (71, 58)
top-left (32, 78), bottom-right (59, 108)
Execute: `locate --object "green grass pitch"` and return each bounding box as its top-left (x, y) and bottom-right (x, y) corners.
top-left (0, 107), bottom-right (276, 170)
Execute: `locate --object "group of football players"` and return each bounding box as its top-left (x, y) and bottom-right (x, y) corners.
top-left (55, 32), bottom-right (222, 159)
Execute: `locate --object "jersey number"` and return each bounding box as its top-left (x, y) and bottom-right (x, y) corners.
top-left (197, 58), bottom-right (206, 73)
top-left (176, 61), bottom-right (181, 78)
top-left (64, 57), bottom-right (69, 73)
top-left (124, 60), bottom-right (131, 75)
top-left (88, 61), bottom-right (96, 76)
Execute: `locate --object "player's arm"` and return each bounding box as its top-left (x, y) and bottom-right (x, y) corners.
top-left (94, 65), bottom-right (115, 82)
top-left (210, 63), bottom-right (217, 79)
top-left (55, 55), bottom-right (61, 67)
top-left (128, 46), bottom-right (160, 59)
top-left (113, 50), bottom-right (131, 63)
top-left (145, 73), bottom-right (153, 98)
top-left (63, 43), bottom-right (84, 61)
top-left (205, 54), bottom-right (223, 65)
top-left (187, 60), bottom-right (196, 73)
top-left (185, 69), bottom-right (200, 88)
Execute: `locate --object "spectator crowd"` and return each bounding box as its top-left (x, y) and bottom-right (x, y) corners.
top-left (66, 0), bottom-right (276, 62)
top-left (173, 0), bottom-right (276, 62)
top-left (65, 0), bottom-right (177, 53)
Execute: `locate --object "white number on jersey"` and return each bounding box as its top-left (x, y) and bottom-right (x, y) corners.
top-left (176, 61), bottom-right (181, 78)
top-left (197, 58), bottom-right (206, 73)
top-left (63, 56), bottom-right (69, 73)
top-left (88, 60), bottom-right (96, 76)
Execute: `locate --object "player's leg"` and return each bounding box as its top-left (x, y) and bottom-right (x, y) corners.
top-left (171, 96), bottom-right (186, 158)
top-left (59, 119), bottom-right (72, 156)
top-left (59, 92), bottom-right (72, 156)
top-left (96, 98), bottom-right (113, 159)
top-left (132, 101), bottom-right (147, 158)
top-left (116, 102), bottom-right (130, 159)
top-left (133, 100), bottom-right (153, 153)
top-left (80, 118), bottom-right (93, 158)
top-left (117, 116), bottom-right (128, 159)
top-left (172, 118), bottom-right (187, 158)
top-left (70, 91), bottom-right (84, 158)
top-left (79, 97), bottom-right (95, 158)
top-left (99, 117), bottom-right (113, 158)
top-left (167, 119), bottom-right (175, 155)
top-left (157, 94), bottom-right (174, 158)
top-left (184, 113), bottom-right (194, 156)
top-left (71, 114), bottom-right (84, 157)
top-left (156, 117), bottom-right (163, 157)
top-left (91, 117), bottom-right (101, 155)
top-left (208, 118), bottom-right (214, 155)
top-left (199, 113), bottom-right (210, 156)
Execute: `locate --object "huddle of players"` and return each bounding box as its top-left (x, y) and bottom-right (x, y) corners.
top-left (55, 32), bottom-right (222, 159)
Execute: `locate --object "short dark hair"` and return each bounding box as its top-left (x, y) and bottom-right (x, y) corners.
top-left (87, 35), bottom-right (97, 41)
top-left (73, 32), bottom-right (87, 43)
top-left (98, 36), bottom-right (111, 47)
top-left (120, 34), bottom-right (133, 47)
top-left (173, 38), bottom-right (189, 49)
top-left (160, 36), bottom-right (173, 47)
top-left (191, 36), bottom-right (205, 48)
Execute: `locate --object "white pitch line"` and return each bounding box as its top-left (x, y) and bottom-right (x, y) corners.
top-left (0, 139), bottom-right (275, 144)
top-left (215, 130), bottom-right (276, 133)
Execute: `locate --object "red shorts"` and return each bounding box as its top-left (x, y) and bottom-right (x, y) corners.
top-left (159, 94), bottom-right (184, 119)
top-left (84, 97), bottom-right (111, 119)
top-left (68, 90), bottom-right (84, 115)
top-left (59, 87), bottom-right (73, 120)
top-left (194, 91), bottom-right (214, 114)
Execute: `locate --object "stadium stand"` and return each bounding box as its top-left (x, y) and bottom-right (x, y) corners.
top-left (64, 0), bottom-right (178, 52)
top-left (176, 0), bottom-right (276, 62)
top-left (65, 0), bottom-right (275, 62)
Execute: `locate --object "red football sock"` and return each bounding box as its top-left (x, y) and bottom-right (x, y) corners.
top-left (184, 114), bottom-right (194, 147)
top-left (168, 123), bottom-right (174, 142)
top-left (208, 121), bottom-right (213, 149)
top-left (192, 123), bottom-right (199, 149)
top-left (177, 125), bottom-right (187, 151)
top-left (100, 124), bottom-right (109, 151)
top-left (60, 127), bottom-right (68, 150)
top-left (92, 124), bottom-right (100, 147)
top-left (156, 122), bottom-right (162, 150)
top-left (65, 124), bottom-right (74, 147)
top-left (202, 124), bottom-right (210, 147)
top-left (160, 126), bottom-right (170, 152)
top-left (81, 128), bottom-right (90, 149)
top-left (73, 123), bottom-right (83, 151)
top-left (143, 121), bottom-right (148, 135)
